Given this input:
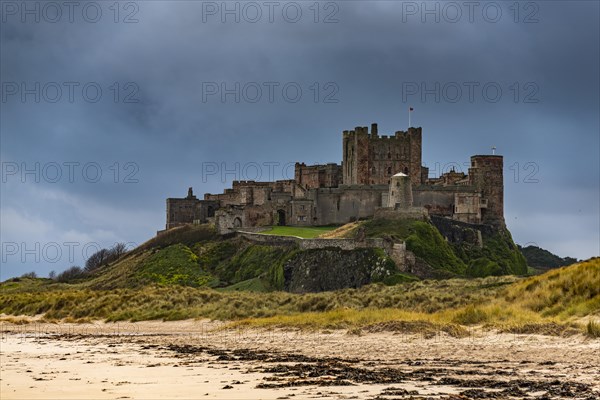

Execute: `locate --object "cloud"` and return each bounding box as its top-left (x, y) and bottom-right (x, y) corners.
top-left (0, 185), bottom-right (157, 279)
top-left (1, 1), bottom-right (598, 279)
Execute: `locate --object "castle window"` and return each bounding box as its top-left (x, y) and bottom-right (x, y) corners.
top-left (404, 167), bottom-right (409, 174)
top-left (387, 166), bottom-right (392, 174)
top-left (372, 167), bottom-right (376, 174)
top-left (387, 152), bottom-right (391, 159)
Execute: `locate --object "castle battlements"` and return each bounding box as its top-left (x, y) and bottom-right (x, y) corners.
top-left (343, 124), bottom-right (421, 141)
top-left (166, 123), bottom-right (505, 233)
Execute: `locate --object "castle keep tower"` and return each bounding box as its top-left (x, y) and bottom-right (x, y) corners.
top-left (468, 155), bottom-right (504, 225)
top-left (343, 124), bottom-right (423, 186)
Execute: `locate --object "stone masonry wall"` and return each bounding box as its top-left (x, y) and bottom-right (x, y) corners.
top-left (236, 230), bottom-right (393, 253)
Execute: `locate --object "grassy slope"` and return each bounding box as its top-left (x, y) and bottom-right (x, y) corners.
top-left (85, 223), bottom-right (392, 291)
top-left (2, 259), bottom-right (598, 336)
top-left (0, 275), bottom-right (518, 322)
top-left (347, 219), bottom-right (466, 275)
top-left (134, 244), bottom-right (212, 287)
top-left (135, 224), bottom-right (218, 251)
top-left (231, 258), bottom-right (600, 333)
top-left (456, 226), bottom-right (528, 277)
top-left (31, 218), bottom-right (525, 293)
top-left (260, 226), bottom-right (338, 238)
top-left (503, 258), bottom-right (600, 318)
top-left (85, 224), bottom-right (222, 289)
top-left (26, 217), bottom-right (533, 294)
top-left (87, 240), bottom-right (296, 292)
top-left (336, 218), bottom-right (526, 277)
top-left (75, 223), bottom-right (297, 291)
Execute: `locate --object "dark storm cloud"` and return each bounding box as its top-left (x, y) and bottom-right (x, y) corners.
top-left (1, 0), bottom-right (598, 279)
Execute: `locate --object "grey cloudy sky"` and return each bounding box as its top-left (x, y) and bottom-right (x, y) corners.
top-left (1, 0), bottom-right (599, 279)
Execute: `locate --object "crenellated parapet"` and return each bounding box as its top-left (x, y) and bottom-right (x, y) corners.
top-left (343, 123), bottom-right (423, 186)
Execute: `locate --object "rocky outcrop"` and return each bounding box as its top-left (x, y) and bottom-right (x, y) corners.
top-left (430, 215), bottom-right (490, 247)
top-left (283, 248), bottom-right (395, 294)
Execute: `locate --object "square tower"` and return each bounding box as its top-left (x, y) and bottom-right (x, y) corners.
top-left (342, 124), bottom-right (423, 186)
top-left (468, 155), bottom-right (504, 225)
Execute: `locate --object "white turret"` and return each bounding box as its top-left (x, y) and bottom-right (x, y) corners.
top-left (388, 172), bottom-right (413, 209)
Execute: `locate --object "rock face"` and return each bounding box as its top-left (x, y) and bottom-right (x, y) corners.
top-left (430, 215), bottom-right (490, 247)
top-left (283, 248), bottom-right (394, 294)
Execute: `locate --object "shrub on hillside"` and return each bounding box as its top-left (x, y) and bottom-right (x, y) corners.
top-left (55, 266), bottom-right (87, 283)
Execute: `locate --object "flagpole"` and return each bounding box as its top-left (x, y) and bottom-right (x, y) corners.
top-left (408, 107), bottom-right (411, 129)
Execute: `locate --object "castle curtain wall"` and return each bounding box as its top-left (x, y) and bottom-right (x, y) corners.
top-left (308, 186), bottom-right (388, 225)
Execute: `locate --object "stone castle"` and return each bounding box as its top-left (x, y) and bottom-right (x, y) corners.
top-left (164, 123), bottom-right (504, 234)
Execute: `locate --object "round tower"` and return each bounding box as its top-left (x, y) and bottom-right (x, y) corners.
top-left (388, 172), bottom-right (413, 209)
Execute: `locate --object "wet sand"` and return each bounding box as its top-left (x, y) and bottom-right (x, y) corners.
top-left (1, 319), bottom-right (598, 399)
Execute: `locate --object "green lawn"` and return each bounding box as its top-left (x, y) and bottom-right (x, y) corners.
top-left (260, 226), bottom-right (338, 239)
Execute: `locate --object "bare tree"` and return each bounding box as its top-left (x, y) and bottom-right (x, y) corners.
top-left (111, 242), bottom-right (128, 258)
top-left (85, 249), bottom-right (109, 271)
top-left (85, 243), bottom-right (128, 272)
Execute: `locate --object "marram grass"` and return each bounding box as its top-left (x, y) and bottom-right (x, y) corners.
top-left (1, 259), bottom-right (598, 336)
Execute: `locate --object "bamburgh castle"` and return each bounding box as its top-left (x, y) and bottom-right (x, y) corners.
top-left (164, 123), bottom-right (504, 233)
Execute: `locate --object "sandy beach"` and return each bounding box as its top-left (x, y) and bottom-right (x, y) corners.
top-left (1, 319), bottom-right (599, 399)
